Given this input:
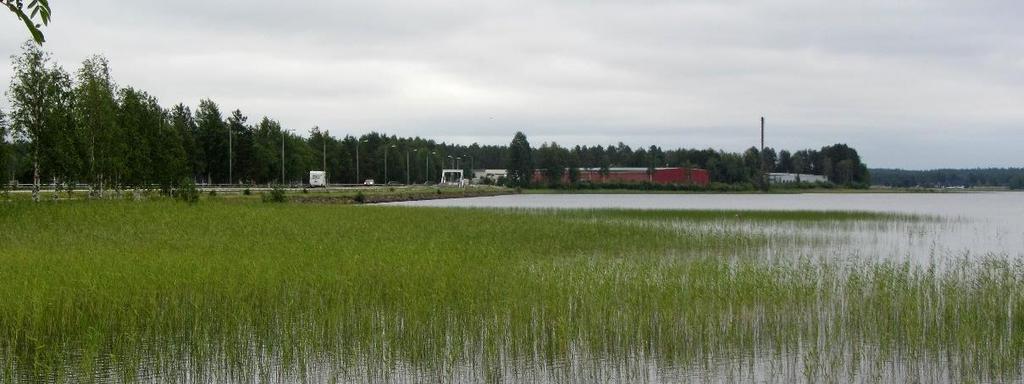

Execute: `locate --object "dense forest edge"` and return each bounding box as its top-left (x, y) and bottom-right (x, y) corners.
top-left (0, 43), bottom-right (877, 202)
top-left (870, 168), bottom-right (1024, 190)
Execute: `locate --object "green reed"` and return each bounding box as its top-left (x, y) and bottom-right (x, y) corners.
top-left (0, 200), bottom-right (1019, 382)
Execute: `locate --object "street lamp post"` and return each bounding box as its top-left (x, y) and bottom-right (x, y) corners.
top-left (356, 139), bottom-right (367, 184)
top-left (281, 128), bottom-right (293, 185)
top-left (427, 151), bottom-right (436, 183)
top-left (384, 144), bottom-right (396, 184)
top-left (228, 125), bottom-right (233, 185)
top-left (446, 156), bottom-right (454, 183)
top-left (408, 149), bottom-right (417, 185)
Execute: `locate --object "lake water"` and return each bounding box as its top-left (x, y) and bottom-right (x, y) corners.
top-left (394, 192), bottom-right (1024, 263)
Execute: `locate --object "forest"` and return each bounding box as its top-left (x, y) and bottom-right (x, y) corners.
top-left (870, 168), bottom-right (1024, 189)
top-left (1, 43), bottom-right (870, 197)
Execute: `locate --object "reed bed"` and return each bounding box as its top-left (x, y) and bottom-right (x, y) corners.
top-left (0, 201), bottom-right (1020, 383)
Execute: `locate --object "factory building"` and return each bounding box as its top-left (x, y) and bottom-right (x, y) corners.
top-left (767, 173), bottom-right (829, 184)
top-left (532, 167), bottom-right (710, 186)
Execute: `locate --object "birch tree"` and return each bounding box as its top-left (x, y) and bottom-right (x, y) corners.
top-left (7, 42), bottom-right (72, 201)
top-left (73, 55), bottom-right (119, 197)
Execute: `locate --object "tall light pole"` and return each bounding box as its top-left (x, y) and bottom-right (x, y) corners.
top-left (408, 149), bottom-right (417, 185)
top-left (281, 128), bottom-right (293, 185)
top-left (356, 139), bottom-right (367, 184)
top-left (760, 116), bottom-right (767, 191)
top-left (384, 144), bottom-right (396, 184)
top-left (228, 124), bottom-right (233, 185)
top-left (427, 151), bottom-right (436, 183)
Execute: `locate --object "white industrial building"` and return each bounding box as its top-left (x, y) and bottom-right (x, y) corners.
top-left (473, 169), bottom-right (508, 183)
top-left (768, 173), bottom-right (829, 184)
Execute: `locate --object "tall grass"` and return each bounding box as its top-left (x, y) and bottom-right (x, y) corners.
top-left (0, 201), bottom-right (1020, 382)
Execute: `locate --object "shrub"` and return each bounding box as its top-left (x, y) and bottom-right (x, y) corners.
top-left (353, 191), bottom-right (366, 204)
top-left (243, 188), bottom-right (252, 196)
top-left (262, 186), bottom-right (287, 203)
top-left (175, 178), bottom-right (200, 204)
top-left (208, 190), bottom-right (217, 197)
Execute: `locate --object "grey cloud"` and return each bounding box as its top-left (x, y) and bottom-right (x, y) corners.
top-left (0, 0), bottom-right (1021, 168)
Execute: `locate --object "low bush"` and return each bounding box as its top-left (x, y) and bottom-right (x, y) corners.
top-left (175, 179), bottom-right (200, 204)
top-left (262, 186), bottom-right (287, 203)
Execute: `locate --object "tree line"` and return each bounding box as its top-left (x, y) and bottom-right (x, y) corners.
top-left (1, 43), bottom-right (871, 200)
top-left (870, 168), bottom-right (1024, 189)
top-left (0, 44), bottom-right (503, 200)
top-left (503, 132), bottom-right (870, 188)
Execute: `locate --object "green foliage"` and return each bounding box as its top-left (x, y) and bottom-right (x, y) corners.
top-left (7, 42), bottom-right (75, 201)
top-left (0, 109), bottom-right (7, 186)
top-left (195, 99), bottom-right (227, 184)
top-left (1010, 176), bottom-right (1024, 190)
top-left (174, 178), bottom-right (199, 204)
top-left (3, 0), bottom-right (51, 44)
top-left (73, 55), bottom-right (119, 192)
top-left (353, 191), bottom-right (366, 203)
top-left (262, 185), bottom-right (286, 203)
top-left (506, 131), bottom-right (533, 188)
top-left (873, 168), bottom-right (1024, 189)
top-left (242, 188), bottom-right (251, 196)
top-left (536, 142), bottom-right (566, 187)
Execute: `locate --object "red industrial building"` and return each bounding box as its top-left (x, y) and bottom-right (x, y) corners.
top-left (533, 167), bottom-right (710, 186)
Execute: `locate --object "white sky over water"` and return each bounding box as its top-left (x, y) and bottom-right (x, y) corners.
top-left (1, 0), bottom-right (1021, 169)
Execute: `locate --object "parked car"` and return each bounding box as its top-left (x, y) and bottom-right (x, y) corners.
top-left (363, 179), bottom-right (375, 185)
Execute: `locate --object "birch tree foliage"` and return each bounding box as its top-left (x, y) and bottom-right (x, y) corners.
top-left (73, 55), bottom-right (119, 189)
top-left (7, 42), bottom-right (72, 200)
top-left (3, 0), bottom-right (51, 44)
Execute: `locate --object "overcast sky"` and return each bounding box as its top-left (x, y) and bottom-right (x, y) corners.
top-left (1, 1), bottom-right (1021, 169)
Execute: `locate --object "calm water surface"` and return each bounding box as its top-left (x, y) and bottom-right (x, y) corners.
top-left (395, 192), bottom-right (1024, 262)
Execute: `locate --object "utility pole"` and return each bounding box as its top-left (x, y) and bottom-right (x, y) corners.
top-left (280, 130), bottom-right (285, 184)
top-left (356, 139), bottom-right (366, 184)
top-left (384, 144), bottom-right (396, 184)
top-left (427, 151), bottom-right (436, 183)
top-left (228, 125), bottom-right (233, 185)
top-left (760, 116), bottom-right (767, 191)
top-left (408, 149), bottom-right (416, 185)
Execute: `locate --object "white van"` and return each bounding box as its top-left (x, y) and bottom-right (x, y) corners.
top-left (309, 171), bottom-right (326, 187)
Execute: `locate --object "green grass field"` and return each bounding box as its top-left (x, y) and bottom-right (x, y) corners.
top-left (0, 200), bottom-right (1020, 382)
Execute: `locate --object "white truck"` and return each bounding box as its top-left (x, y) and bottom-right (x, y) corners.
top-left (309, 171), bottom-right (327, 188)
